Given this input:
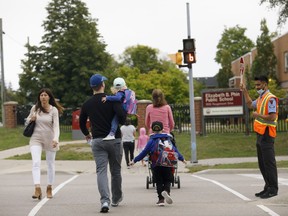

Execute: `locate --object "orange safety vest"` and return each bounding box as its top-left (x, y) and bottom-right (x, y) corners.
top-left (253, 91), bottom-right (278, 137)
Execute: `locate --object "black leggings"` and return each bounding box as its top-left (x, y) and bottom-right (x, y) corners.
top-left (123, 141), bottom-right (135, 166)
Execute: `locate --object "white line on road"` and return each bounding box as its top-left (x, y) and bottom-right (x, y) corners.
top-left (191, 174), bottom-right (281, 216)
top-left (192, 174), bottom-right (251, 201)
top-left (239, 174), bottom-right (288, 186)
top-left (28, 175), bottom-right (79, 216)
top-left (257, 205), bottom-right (280, 216)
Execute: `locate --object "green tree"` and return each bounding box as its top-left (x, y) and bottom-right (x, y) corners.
top-left (215, 25), bottom-right (255, 88)
top-left (18, 0), bottom-right (112, 108)
top-left (18, 44), bottom-right (45, 104)
top-left (119, 45), bottom-right (162, 74)
top-left (248, 78), bottom-right (286, 100)
top-left (251, 19), bottom-right (278, 82)
top-left (260, 0), bottom-right (288, 25)
top-left (193, 79), bottom-right (205, 97)
top-left (116, 45), bottom-right (189, 104)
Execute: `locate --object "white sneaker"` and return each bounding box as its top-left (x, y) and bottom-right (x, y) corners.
top-left (161, 191), bottom-right (173, 204)
top-left (100, 202), bottom-right (109, 213)
top-left (103, 135), bottom-right (115, 141)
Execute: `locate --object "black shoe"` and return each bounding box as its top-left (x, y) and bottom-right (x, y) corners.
top-left (255, 190), bottom-right (266, 197)
top-left (260, 191), bottom-right (277, 199)
top-left (111, 193), bottom-right (123, 207)
top-left (156, 199), bottom-right (165, 206)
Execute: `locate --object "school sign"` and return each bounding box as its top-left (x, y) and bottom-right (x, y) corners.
top-left (202, 89), bottom-right (243, 116)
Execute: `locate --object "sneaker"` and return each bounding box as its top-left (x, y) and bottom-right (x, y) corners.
top-left (161, 191), bottom-right (173, 204)
top-left (111, 193), bottom-right (123, 207)
top-left (103, 134), bottom-right (115, 141)
top-left (156, 199), bottom-right (165, 206)
top-left (100, 202), bottom-right (109, 213)
top-left (255, 190), bottom-right (266, 197)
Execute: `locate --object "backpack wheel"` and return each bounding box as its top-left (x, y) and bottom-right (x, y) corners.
top-left (146, 176), bottom-right (150, 189)
top-left (177, 176), bottom-right (180, 189)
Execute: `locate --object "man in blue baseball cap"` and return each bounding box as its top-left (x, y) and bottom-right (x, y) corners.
top-left (89, 74), bottom-right (108, 87)
top-left (80, 74), bottom-right (127, 213)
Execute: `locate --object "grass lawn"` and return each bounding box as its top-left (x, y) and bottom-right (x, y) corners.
top-left (174, 132), bottom-right (288, 172)
top-left (174, 132), bottom-right (288, 160)
top-left (0, 126), bottom-right (72, 151)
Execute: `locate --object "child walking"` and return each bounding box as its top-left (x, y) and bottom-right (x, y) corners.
top-left (130, 121), bottom-right (186, 206)
top-left (102, 77), bottom-right (137, 140)
top-left (120, 117), bottom-right (136, 168)
top-left (137, 127), bottom-right (149, 166)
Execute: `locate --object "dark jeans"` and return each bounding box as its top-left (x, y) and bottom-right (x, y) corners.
top-left (123, 141), bottom-right (135, 166)
top-left (153, 166), bottom-right (173, 200)
top-left (256, 127), bottom-right (278, 193)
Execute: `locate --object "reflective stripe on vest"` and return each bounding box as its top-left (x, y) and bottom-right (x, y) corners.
top-left (253, 92), bottom-right (278, 137)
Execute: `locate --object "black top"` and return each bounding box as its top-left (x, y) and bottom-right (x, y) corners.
top-left (79, 93), bottom-right (127, 138)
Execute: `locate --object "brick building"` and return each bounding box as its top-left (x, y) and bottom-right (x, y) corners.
top-left (230, 31), bottom-right (288, 91)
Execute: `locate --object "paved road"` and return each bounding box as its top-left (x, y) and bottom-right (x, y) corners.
top-left (1, 159), bottom-right (288, 216)
top-left (0, 141), bottom-right (287, 216)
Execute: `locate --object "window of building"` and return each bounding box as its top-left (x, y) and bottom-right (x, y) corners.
top-left (285, 52), bottom-right (288, 72)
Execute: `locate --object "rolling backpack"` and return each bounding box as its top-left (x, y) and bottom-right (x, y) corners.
top-left (151, 135), bottom-right (178, 167)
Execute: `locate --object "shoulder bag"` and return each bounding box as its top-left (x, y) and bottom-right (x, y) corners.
top-left (23, 109), bottom-right (37, 137)
top-left (23, 121), bottom-right (36, 137)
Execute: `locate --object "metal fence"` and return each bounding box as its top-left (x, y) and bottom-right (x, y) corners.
top-left (17, 99), bottom-right (288, 134)
top-left (171, 98), bottom-right (288, 134)
top-left (17, 105), bottom-right (74, 133)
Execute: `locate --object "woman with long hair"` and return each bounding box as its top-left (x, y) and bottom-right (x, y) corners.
top-left (25, 88), bottom-right (64, 200)
top-left (145, 89), bottom-right (175, 134)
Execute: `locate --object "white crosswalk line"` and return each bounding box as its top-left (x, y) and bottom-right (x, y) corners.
top-left (238, 174), bottom-right (288, 186)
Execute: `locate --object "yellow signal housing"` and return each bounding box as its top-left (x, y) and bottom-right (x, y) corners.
top-left (176, 52), bottom-right (183, 65)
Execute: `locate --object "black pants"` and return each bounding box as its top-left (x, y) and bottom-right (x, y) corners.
top-left (256, 127), bottom-right (278, 193)
top-left (153, 166), bottom-right (173, 200)
top-left (123, 141), bottom-right (135, 166)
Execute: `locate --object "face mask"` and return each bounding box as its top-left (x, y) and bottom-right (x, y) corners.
top-left (257, 89), bottom-right (265, 95)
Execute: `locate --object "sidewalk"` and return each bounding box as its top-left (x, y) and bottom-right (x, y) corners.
top-left (0, 140), bottom-right (86, 160)
top-left (0, 140), bottom-right (287, 174)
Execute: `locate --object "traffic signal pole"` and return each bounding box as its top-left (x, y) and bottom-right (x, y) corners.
top-left (186, 3), bottom-right (197, 163)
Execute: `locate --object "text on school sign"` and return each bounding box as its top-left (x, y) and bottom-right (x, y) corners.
top-left (202, 90), bottom-right (243, 116)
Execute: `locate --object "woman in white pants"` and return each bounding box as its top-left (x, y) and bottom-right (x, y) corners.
top-left (26, 88), bottom-right (63, 200)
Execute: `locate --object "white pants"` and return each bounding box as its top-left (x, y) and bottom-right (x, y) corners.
top-left (30, 145), bottom-right (56, 185)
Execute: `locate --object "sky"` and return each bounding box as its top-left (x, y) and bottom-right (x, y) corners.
top-left (1, 0), bottom-right (288, 90)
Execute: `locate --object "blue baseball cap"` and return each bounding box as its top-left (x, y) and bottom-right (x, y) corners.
top-left (90, 74), bottom-right (107, 87)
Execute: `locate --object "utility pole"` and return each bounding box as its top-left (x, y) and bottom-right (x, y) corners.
top-left (0, 18), bottom-right (6, 127)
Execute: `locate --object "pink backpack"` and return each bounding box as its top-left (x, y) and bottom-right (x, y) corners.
top-left (124, 89), bottom-right (137, 115)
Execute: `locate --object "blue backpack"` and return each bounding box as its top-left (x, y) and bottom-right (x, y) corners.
top-left (123, 89), bottom-right (137, 115)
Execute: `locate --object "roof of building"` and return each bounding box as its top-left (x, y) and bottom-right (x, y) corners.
top-left (194, 76), bottom-right (218, 88)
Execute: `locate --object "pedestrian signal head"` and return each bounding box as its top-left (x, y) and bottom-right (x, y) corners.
top-left (183, 52), bottom-right (196, 64)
